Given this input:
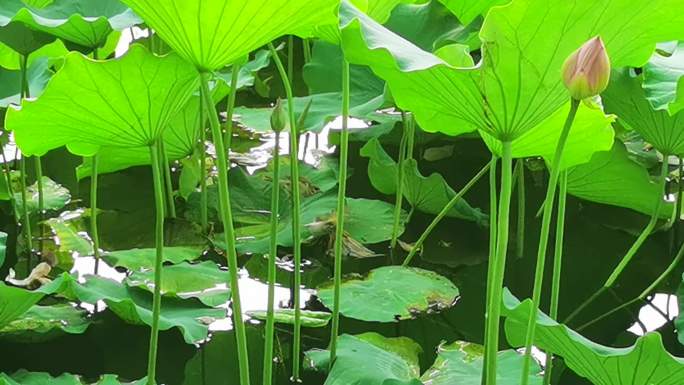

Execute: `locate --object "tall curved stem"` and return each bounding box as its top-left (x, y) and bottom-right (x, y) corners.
top-left (90, 155), bottom-right (101, 275)
top-left (200, 73), bottom-right (251, 385)
top-left (390, 116), bottom-right (410, 252)
top-left (483, 142), bottom-right (513, 385)
top-left (268, 42), bottom-right (304, 381)
top-left (198, 96), bottom-right (208, 232)
top-left (515, 160), bottom-right (526, 258)
top-left (329, 59), bottom-right (350, 367)
top-left (146, 141), bottom-right (165, 385)
top-left (160, 141), bottom-right (176, 218)
top-left (519, 98), bottom-right (580, 385)
top-left (225, 63), bottom-right (241, 150)
top-left (263, 133), bottom-right (281, 385)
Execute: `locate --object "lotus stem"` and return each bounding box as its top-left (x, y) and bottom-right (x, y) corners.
top-left (519, 98), bottom-right (580, 385)
top-left (225, 63), bottom-right (241, 150)
top-left (19, 157), bottom-right (32, 268)
top-left (543, 170), bottom-right (568, 385)
top-left (577, 235), bottom-right (684, 332)
top-left (565, 156), bottom-right (669, 324)
top-left (329, 59), bottom-right (350, 368)
top-left (198, 95), bottom-right (208, 232)
top-left (200, 72), bottom-right (251, 385)
top-left (90, 155), bottom-right (101, 275)
top-left (515, 160), bottom-right (526, 258)
top-left (146, 141), bottom-right (165, 385)
top-left (263, 132), bottom-right (281, 385)
top-left (674, 157), bottom-right (683, 254)
top-left (1, 149), bottom-right (16, 223)
top-left (268, 42), bottom-right (304, 382)
top-left (287, 36), bottom-right (294, 86)
top-left (402, 159), bottom-right (492, 267)
top-left (159, 141), bottom-right (176, 218)
top-left (483, 155), bottom-right (498, 354)
top-left (483, 141), bottom-right (513, 385)
top-left (390, 114), bottom-right (410, 252)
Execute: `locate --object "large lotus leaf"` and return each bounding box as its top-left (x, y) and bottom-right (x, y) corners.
top-left (125, 261), bottom-right (230, 307)
top-left (6, 44), bottom-right (200, 157)
top-left (503, 289), bottom-right (684, 385)
top-left (0, 275), bottom-right (69, 328)
top-left (13, 176), bottom-right (70, 217)
top-left (0, 371), bottom-right (146, 385)
top-left (306, 333), bottom-right (422, 385)
top-left (360, 137), bottom-right (487, 224)
top-left (316, 266), bottom-right (459, 322)
top-left (0, 304), bottom-right (90, 342)
top-left (246, 309), bottom-right (332, 328)
top-left (567, 142), bottom-right (674, 218)
top-left (0, 57), bottom-right (51, 108)
top-left (0, 0), bottom-right (140, 49)
top-left (0, 38), bottom-right (67, 71)
top-left (480, 101), bottom-right (616, 169)
top-left (75, 50), bottom-right (272, 179)
top-left (437, 0), bottom-right (508, 24)
top-left (63, 274), bottom-right (224, 344)
top-left (45, 210), bottom-right (94, 258)
top-left (101, 246), bottom-right (203, 272)
top-left (121, 0), bottom-right (338, 71)
top-left (644, 42), bottom-right (684, 114)
top-left (604, 68), bottom-right (684, 157)
top-left (341, 0), bottom-right (684, 156)
top-left (419, 341), bottom-right (542, 385)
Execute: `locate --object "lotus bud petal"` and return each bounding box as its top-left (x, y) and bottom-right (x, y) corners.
top-left (562, 36), bottom-right (611, 100)
top-left (270, 98), bottom-right (288, 133)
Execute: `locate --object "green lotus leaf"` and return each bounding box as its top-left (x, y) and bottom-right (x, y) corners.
top-left (0, 304), bottom-right (90, 342)
top-left (0, 275), bottom-right (69, 328)
top-left (0, 371), bottom-right (146, 385)
top-left (45, 215), bottom-right (94, 260)
top-left (437, 0), bottom-right (508, 24)
top-left (316, 266), bottom-right (459, 322)
top-left (0, 38), bottom-right (67, 70)
top-left (75, 50), bottom-right (272, 179)
top-left (306, 332), bottom-right (422, 385)
top-left (0, 57), bottom-right (51, 108)
top-left (0, 0), bottom-right (140, 50)
top-left (246, 309), bottom-right (332, 328)
top-left (360, 137), bottom-right (488, 224)
top-left (14, 176), bottom-right (70, 217)
top-left (604, 68), bottom-right (684, 157)
top-left (643, 42), bottom-right (684, 114)
top-left (121, 0), bottom-right (338, 71)
top-left (101, 246), bottom-right (203, 272)
top-left (420, 340), bottom-right (542, 385)
top-left (6, 44), bottom-right (200, 157)
top-left (125, 261), bottom-right (230, 307)
top-left (63, 274), bottom-right (224, 344)
top-left (503, 289), bottom-right (684, 385)
top-left (567, 142), bottom-right (674, 218)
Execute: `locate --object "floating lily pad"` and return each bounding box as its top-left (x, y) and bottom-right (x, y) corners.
top-left (504, 289), bottom-right (684, 385)
top-left (7, 44), bottom-right (199, 157)
top-left (246, 309), bottom-right (331, 328)
top-left (0, 304), bottom-right (90, 342)
top-left (316, 266), bottom-right (459, 322)
top-left (0, 274), bottom-right (69, 328)
top-left (63, 274), bottom-right (224, 344)
top-left (13, 176), bottom-right (70, 217)
top-left (46, 210), bottom-right (94, 258)
top-left (101, 247), bottom-right (203, 272)
top-left (0, 371), bottom-right (146, 385)
top-left (125, 261), bottom-right (230, 307)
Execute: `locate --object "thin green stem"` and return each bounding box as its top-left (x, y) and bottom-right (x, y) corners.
top-left (390, 116), bottom-right (409, 251)
top-left (90, 155), bottom-right (101, 275)
top-left (402, 159), bottom-right (492, 266)
top-left (200, 73), bottom-right (251, 385)
top-left (34, 157), bottom-right (43, 252)
top-left (287, 36), bottom-right (294, 88)
top-left (263, 133), bottom-right (281, 385)
top-left (268, 42), bottom-right (303, 382)
top-left (19, 157), bottom-right (32, 265)
top-left (674, 158), bottom-right (683, 253)
top-left (406, 113), bottom-right (415, 161)
top-left (198, 95), bottom-right (208, 232)
top-left (577, 237), bottom-right (684, 331)
top-left (565, 156), bottom-right (669, 324)
top-left (160, 140), bottom-right (176, 219)
top-left (329, 60), bottom-right (350, 367)
top-left (146, 141), bottom-right (165, 385)
top-left (519, 98), bottom-right (580, 385)
top-left (483, 156), bottom-right (498, 354)
top-left (515, 160), bottom-right (526, 259)
top-left (1, 150), bottom-right (17, 223)
top-left (225, 63), bottom-right (241, 150)
top-left (483, 142), bottom-right (513, 385)
top-left (543, 171), bottom-right (568, 385)
top-left (302, 39), bottom-right (312, 64)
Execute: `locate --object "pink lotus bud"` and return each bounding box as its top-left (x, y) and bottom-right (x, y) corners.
top-left (562, 37), bottom-right (611, 100)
